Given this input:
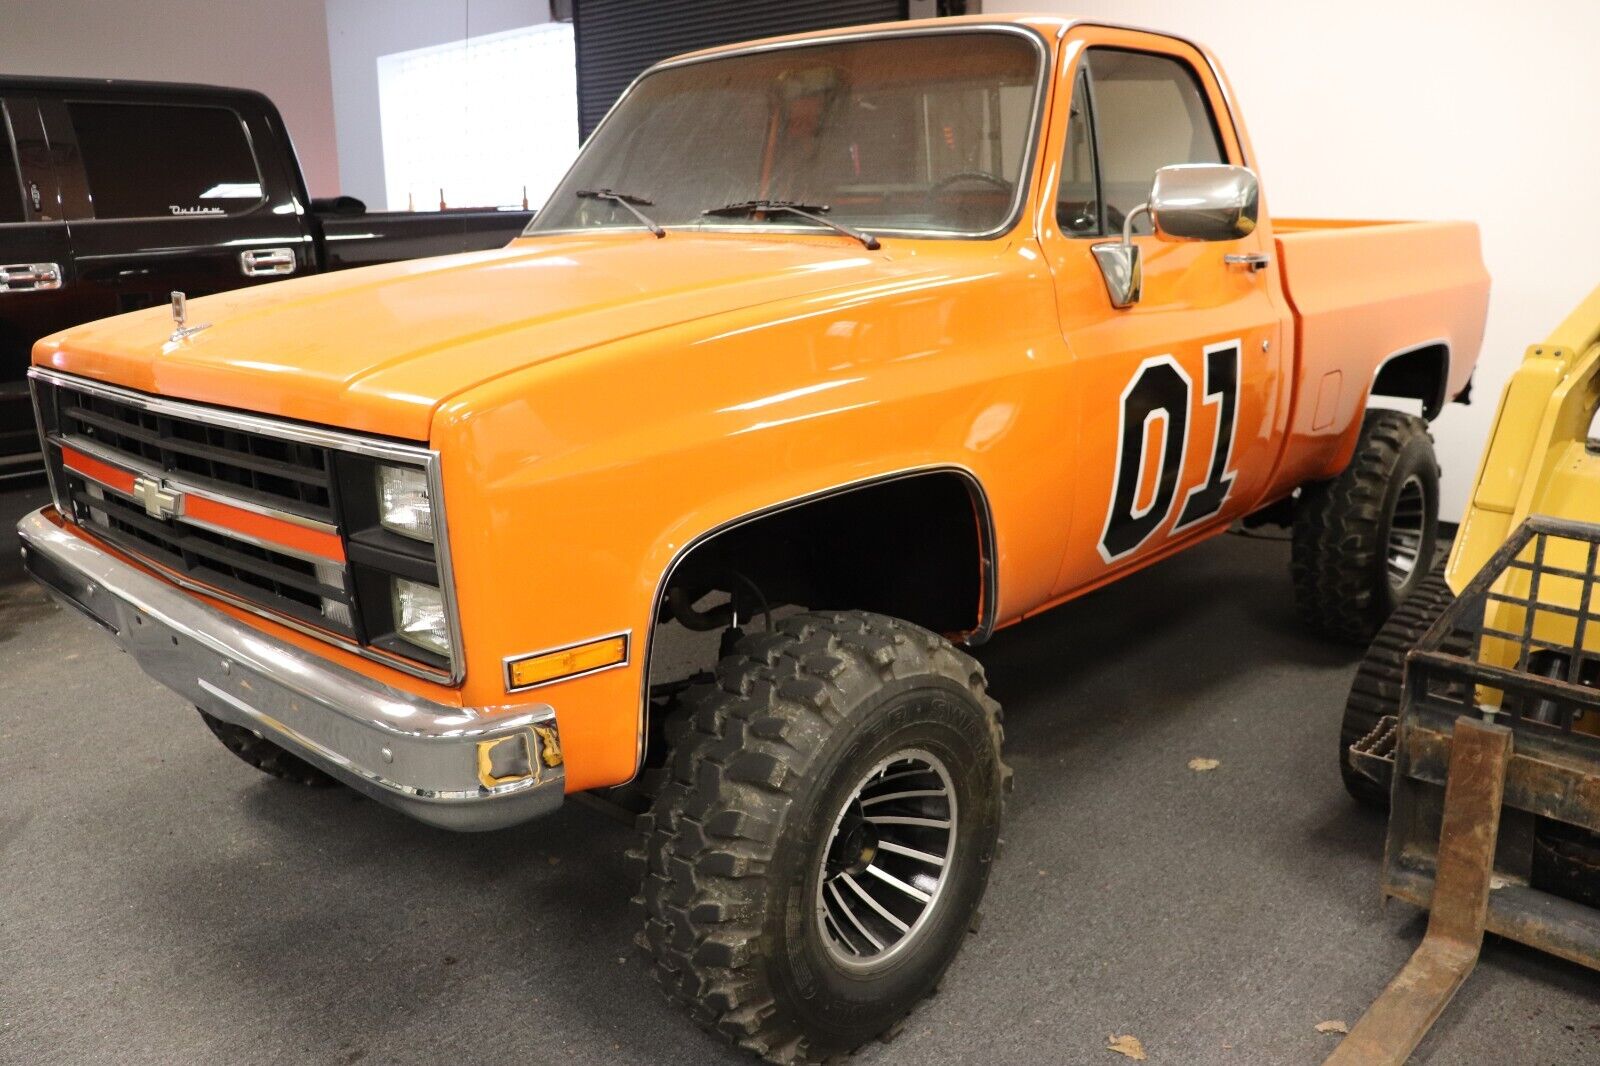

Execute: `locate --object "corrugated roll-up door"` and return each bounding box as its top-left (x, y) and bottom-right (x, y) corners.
top-left (573, 0), bottom-right (908, 139)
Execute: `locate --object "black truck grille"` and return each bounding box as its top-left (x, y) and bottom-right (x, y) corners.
top-left (30, 371), bottom-right (456, 681)
top-left (57, 385), bottom-right (336, 521)
top-left (34, 375), bottom-right (354, 637)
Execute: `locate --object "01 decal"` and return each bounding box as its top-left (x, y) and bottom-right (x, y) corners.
top-left (1098, 339), bottom-right (1242, 563)
top-left (1175, 340), bottom-right (1242, 531)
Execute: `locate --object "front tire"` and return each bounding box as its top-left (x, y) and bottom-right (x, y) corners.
top-left (630, 611), bottom-right (1007, 1064)
top-left (1293, 410), bottom-right (1440, 643)
top-left (199, 709), bottom-right (335, 787)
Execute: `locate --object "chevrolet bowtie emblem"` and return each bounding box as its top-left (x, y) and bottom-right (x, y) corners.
top-left (132, 476), bottom-right (182, 521)
top-left (169, 290), bottom-right (211, 343)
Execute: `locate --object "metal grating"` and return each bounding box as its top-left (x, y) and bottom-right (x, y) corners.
top-left (1408, 516), bottom-right (1600, 736)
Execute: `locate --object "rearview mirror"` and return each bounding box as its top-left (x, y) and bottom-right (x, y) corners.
top-left (1148, 163), bottom-right (1259, 242)
top-left (1091, 163), bottom-right (1260, 309)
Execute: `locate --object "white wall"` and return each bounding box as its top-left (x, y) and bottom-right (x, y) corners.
top-left (324, 0), bottom-right (550, 209)
top-left (0, 0), bottom-right (341, 197)
top-left (987, 0), bottom-right (1600, 519)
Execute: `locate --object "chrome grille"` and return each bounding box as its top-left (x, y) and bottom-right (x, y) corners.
top-left (78, 478), bottom-right (349, 633)
top-left (57, 384), bottom-right (335, 521)
top-left (29, 369), bottom-right (461, 682)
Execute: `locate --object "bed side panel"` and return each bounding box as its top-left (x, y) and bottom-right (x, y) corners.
top-left (1267, 220), bottom-right (1489, 494)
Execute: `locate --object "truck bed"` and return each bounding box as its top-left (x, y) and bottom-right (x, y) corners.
top-left (1271, 217), bottom-right (1490, 485)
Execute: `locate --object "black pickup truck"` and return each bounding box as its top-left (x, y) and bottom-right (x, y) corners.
top-left (0, 75), bottom-right (534, 479)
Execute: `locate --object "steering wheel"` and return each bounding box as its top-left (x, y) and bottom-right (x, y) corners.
top-left (1061, 198), bottom-right (1129, 236)
top-left (926, 171), bottom-right (1013, 198)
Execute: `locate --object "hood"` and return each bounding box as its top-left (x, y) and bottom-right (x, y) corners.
top-left (35, 233), bottom-right (930, 440)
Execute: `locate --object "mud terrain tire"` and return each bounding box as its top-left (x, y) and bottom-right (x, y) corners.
top-left (1293, 410), bottom-right (1440, 643)
top-left (630, 611), bottom-right (1007, 1064)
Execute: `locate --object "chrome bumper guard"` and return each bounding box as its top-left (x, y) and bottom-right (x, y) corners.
top-left (17, 508), bottom-right (563, 831)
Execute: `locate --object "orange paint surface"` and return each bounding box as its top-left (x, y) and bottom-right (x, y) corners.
top-left (32, 15), bottom-right (1490, 792)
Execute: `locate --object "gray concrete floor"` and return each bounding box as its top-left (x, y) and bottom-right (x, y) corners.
top-left (2, 476), bottom-right (1597, 1065)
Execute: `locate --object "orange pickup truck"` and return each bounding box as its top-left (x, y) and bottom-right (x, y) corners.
top-left (16, 14), bottom-right (1488, 1062)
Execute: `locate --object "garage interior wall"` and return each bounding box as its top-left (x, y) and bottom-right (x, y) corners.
top-left (0, 0), bottom-right (341, 198)
top-left (990, 0), bottom-right (1600, 520)
top-left (324, 0), bottom-right (552, 209)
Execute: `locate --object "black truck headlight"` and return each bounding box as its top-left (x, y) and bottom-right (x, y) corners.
top-left (392, 576), bottom-right (451, 657)
top-left (375, 463), bottom-right (433, 542)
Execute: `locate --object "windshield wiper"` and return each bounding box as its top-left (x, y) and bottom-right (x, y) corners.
top-left (575, 188), bottom-right (664, 237)
top-left (702, 200), bottom-right (880, 250)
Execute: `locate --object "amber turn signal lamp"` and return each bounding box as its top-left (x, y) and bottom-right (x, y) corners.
top-left (506, 634), bottom-right (628, 690)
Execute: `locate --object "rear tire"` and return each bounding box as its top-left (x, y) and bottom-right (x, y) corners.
top-left (199, 709), bottom-right (335, 787)
top-left (1293, 410), bottom-right (1440, 643)
top-left (629, 611), bottom-right (1007, 1064)
top-left (1337, 558), bottom-right (1455, 809)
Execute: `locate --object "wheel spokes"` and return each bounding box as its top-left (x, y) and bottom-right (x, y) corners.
top-left (816, 749), bottom-right (958, 971)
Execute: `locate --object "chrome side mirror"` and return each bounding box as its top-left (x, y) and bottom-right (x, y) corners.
top-left (1091, 163), bottom-right (1260, 309)
top-left (1148, 163), bottom-right (1259, 242)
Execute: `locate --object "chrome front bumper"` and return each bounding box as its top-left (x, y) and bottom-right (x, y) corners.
top-left (17, 508), bottom-right (564, 831)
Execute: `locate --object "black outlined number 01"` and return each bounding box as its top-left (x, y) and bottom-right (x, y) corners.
top-left (1098, 340), bottom-right (1241, 563)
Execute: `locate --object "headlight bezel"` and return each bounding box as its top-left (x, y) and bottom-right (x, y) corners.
top-left (334, 452), bottom-right (461, 675)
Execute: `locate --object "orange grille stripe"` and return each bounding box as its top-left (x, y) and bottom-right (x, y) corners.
top-left (61, 445), bottom-right (137, 495)
top-left (60, 443), bottom-right (344, 563)
top-left (184, 494), bottom-right (346, 563)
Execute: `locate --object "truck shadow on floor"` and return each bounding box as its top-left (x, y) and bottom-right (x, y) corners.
top-left (975, 532), bottom-right (1359, 759)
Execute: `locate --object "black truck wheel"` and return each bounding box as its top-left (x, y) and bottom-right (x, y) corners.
top-left (1293, 409), bottom-right (1440, 643)
top-left (1337, 558), bottom-right (1456, 809)
top-left (199, 709), bottom-right (335, 786)
top-left (630, 611), bottom-right (1007, 1065)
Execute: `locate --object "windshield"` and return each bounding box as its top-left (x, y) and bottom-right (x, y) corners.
top-left (528, 29), bottom-right (1045, 240)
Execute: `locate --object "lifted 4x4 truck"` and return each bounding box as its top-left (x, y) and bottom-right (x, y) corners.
top-left (15, 15), bottom-right (1489, 1063)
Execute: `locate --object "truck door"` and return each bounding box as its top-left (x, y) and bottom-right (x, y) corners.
top-left (0, 97), bottom-right (73, 477)
top-left (1041, 32), bottom-right (1287, 594)
top-left (38, 92), bottom-right (307, 320)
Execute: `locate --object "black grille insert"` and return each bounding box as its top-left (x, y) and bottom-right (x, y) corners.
top-left (58, 389), bottom-right (334, 521)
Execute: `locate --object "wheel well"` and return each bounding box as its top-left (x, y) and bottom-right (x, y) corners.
top-left (1372, 343), bottom-right (1450, 420)
top-left (651, 470), bottom-right (992, 673)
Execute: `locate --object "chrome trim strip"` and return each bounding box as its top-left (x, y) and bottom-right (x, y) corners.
top-left (17, 509), bottom-right (561, 832)
top-left (31, 367), bottom-right (465, 685)
top-left (528, 23), bottom-right (1053, 245)
top-left (27, 375), bottom-right (63, 504)
top-left (31, 366), bottom-right (431, 463)
top-left (1370, 337), bottom-right (1453, 420)
top-left (633, 464), bottom-right (998, 781)
top-left (502, 629), bottom-right (633, 694)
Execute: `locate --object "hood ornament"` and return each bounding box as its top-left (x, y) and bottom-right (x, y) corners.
top-left (168, 291), bottom-right (211, 343)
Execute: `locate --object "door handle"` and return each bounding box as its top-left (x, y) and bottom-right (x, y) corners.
top-left (239, 247), bottom-right (298, 277)
top-left (1223, 252), bottom-right (1271, 272)
top-left (0, 262), bottom-right (63, 292)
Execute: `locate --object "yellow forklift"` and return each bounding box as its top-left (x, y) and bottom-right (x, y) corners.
top-left (1328, 286), bottom-right (1600, 1064)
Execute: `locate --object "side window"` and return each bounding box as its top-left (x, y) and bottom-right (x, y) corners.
top-left (1084, 49), bottom-right (1225, 235)
top-left (67, 101), bottom-right (264, 220)
top-left (1056, 69), bottom-right (1100, 235)
top-left (0, 104), bottom-right (24, 224)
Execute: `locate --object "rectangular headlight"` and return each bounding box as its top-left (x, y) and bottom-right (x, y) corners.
top-left (391, 576), bottom-right (450, 657)
top-left (376, 464), bottom-right (433, 542)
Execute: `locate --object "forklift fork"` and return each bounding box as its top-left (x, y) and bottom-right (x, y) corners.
top-left (1325, 719), bottom-right (1511, 1066)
